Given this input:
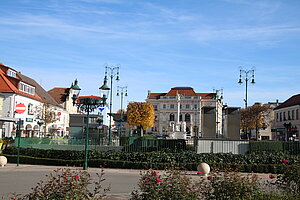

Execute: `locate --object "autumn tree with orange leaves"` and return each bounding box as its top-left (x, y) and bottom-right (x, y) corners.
top-left (127, 102), bottom-right (154, 136)
top-left (240, 104), bottom-right (272, 139)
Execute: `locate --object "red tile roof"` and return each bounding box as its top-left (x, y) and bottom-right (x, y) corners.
top-left (48, 87), bottom-right (70, 104)
top-left (274, 94), bottom-right (300, 110)
top-left (148, 87), bottom-right (216, 99)
top-left (0, 63), bottom-right (53, 103)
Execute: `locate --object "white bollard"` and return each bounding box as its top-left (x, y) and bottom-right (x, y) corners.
top-left (197, 162), bottom-right (210, 176)
top-left (0, 156), bottom-right (7, 167)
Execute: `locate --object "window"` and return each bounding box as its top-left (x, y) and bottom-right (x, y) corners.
top-left (194, 104), bottom-right (198, 109)
top-left (7, 69), bottom-right (17, 78)
top-left (170, 104), bottom-right (174, 109)
top-left (283, 112), bottom-right (286, 121)
top-left (292, 110), bottom-right (295, 120)
top-left (179, 114), bottom-right (182, 121)
top-left (170, 114), bottom-right (175, 121)
top-left (19, 82), bottom-right (35, 96)
top-left (154, 105), bottom-right (158, 111)
top-left (288, 111), bottom-right (291, 120)
top-left (186, 104), bottom-right (190, 109)
top-left (276, 113), bottom-right (279, 122)
top-left (185, 113), bottom-right (190, 122)
top-left (297, 109), bottom-right (299, 120)
top-left (28, 103), bottom-right (34, 115)
top-left (280, 112), bottom-right (282, 122)
top-left (162, 104), bottom-right (166, 109)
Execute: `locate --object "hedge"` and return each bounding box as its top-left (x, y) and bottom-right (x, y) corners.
top-left (3, 147), bottom-right (300, 165)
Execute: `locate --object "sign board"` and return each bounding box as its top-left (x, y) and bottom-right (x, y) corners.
top-left (15, 103), bottom-right (26, 114)
top-left (26, 118), bottom-right (33, 122)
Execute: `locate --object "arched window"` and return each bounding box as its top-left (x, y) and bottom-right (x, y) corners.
top-left (185, 113), bottom-right (190, 122)
top-left (170, 113), bottom-right (175, 121)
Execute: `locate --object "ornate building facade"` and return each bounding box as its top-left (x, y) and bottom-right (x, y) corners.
top-left (146, 87), bottom-right (226, 138)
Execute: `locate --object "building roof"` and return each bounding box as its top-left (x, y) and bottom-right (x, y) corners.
top-left (148, 87), bottom-right (216, 99)
top-left (0, 62), bottom-right (62, 106)
top-left (18, 72), bottom-right (61, 107)
top-left (48, 87), bottom-right (70, 104)
top-left (0, 63), bottom-right (43, 101)
top-left (274, 94), bottom-right (300, 110)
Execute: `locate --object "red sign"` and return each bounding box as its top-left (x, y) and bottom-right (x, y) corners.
top-left (15, 103), bottom-right (26, 114)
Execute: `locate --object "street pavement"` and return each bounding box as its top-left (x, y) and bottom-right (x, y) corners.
top-left (0, 163), bottom-right (272, 200)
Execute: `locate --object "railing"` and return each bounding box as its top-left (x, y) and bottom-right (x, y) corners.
top-left (10, 137), bottom-right (193, 152)
top-left (11, 137), bottom-right (300, 154)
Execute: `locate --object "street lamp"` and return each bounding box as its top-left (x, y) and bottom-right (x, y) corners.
top-left (99, 65), bottom-right (120, 145)
top-left (116, 86), bottom-right (128, 137)
top-left (71, 79), bottom-right (107, 170)
top-left (36, 116), bottom-right (44, 138)
top-left (238, 68), bottom-right (255, 108)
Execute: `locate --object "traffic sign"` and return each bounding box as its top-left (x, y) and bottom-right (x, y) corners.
top-left (15, 103), bottom-right (26, 114)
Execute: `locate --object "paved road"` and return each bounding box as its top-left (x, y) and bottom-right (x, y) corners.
top-left (0, 164), bottom-right (271, 200)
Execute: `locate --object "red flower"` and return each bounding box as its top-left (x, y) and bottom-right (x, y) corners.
top-left (155, 178), bottom-right (162, 183)
top-left (152, 171), bottom-right (158, 176)
top-left (75, 175), bottom-right (79, 180)
top-left (197, 171), bottom-right (203, 175)
top-left (281, 159), bottom-right (288, 164)
top-left (269, 174), bottom-right (275, 179)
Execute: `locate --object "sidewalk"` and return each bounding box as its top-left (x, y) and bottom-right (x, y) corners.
top-left (0, 163), bottom-right (272, 200)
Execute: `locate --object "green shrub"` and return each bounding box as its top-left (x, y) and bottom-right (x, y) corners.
top-left (198, 171), bottom-right (261, 199)
top-left (3, 147), bottom-right (300, 173)
top-left (275, 164), bottom-right (300, 195)
top-left (10, 168), bottom-right (109, 200)
top-left (131, 170), bottom-right (200, 200)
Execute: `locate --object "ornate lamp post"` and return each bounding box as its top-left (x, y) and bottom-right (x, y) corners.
top-left (238, 69), bottom-right (255, 108)
top-left (116, 86), bottom-right (128, 137)
top-left (71, 79), bottom-right (107, 170)
top-left (99, 65), bottom-right (120, 145)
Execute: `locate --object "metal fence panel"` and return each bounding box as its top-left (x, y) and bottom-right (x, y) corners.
top-left (196, 139), bottom-right (249, 154)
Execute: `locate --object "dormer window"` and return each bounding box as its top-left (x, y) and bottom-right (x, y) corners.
top-left (19, 82), bottom-right (35, 96)
top-left (7, 69), bottom-right (17, 78)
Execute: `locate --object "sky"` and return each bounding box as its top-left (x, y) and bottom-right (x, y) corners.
top-left (1, 0), bottom-right (300, 112)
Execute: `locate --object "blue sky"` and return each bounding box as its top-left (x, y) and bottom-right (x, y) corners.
top-left (1, 0), bottom-right (300, 111)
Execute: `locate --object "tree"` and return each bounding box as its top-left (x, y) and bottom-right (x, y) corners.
top-left (35, 103), bottom-right (59, 136)
top-left (127, 102), bottom-right (154, 136)
top-left (117, 109), bottom-right (126, 114)
top-left (240, 104), bottom-right (271, 139)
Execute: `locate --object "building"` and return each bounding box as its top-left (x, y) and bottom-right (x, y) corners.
top-left (146, 87), bottom-right (240, 139)
top-left (69, 113), bottom-right (104, 143)
top-left (243, 101), bottom-right (281, 140)
top-left (273, 94), bottom-right (300, 141)
top-left (110, 113), bottom-right (131, 136)
top-left (0, 63), bottom-right (69, 138)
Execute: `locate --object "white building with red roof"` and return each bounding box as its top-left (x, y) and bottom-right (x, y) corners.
top-left (146, 87), bottom-right (229, 138)
top-left (0, 63), bottom-right (69, 138)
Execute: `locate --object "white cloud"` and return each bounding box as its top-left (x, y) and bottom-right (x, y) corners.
top-left (190, 25), bottom-right (300, 42)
